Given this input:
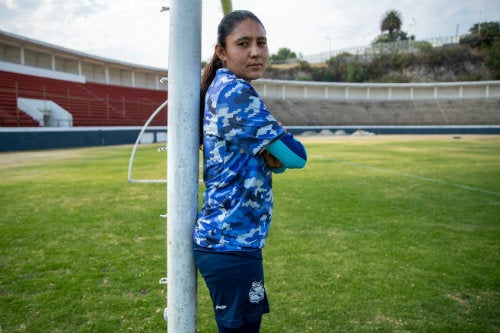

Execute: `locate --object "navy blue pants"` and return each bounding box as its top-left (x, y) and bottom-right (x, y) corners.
top-left (193, 244), bottom-right (270, 331)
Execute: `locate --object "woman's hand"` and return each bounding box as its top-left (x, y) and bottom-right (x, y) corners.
top-left (262, 151), bottom-right (283, 169)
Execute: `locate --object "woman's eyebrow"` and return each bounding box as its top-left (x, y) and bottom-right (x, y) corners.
top-left (234, 35), bottom-right (267, 42)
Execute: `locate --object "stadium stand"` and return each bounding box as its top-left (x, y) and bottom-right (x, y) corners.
top-left (0, 29), bottom-right (498, 133)
top-left (0, 70), bottom-right (167, 127)
top-left (264, 98), bottom-right (500, 126)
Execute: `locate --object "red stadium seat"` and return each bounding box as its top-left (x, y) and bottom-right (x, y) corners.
top-left (0, 70), bottom-right (168, 127)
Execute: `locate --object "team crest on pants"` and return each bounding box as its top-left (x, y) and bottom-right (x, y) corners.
top-left (249, 281), bottom-right (265, 304)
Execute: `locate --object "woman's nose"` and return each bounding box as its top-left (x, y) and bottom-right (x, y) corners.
top-left (249, 42), bottom-right (260, 57)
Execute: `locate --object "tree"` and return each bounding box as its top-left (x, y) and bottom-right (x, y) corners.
top-left (460, 21), bottom-right (500, 49)
top-left (380, 10), bottom-right (403, 42)
top-left (220, 0), bottom-right (232, 15)
top-left (269, 48), bottom-right (298, 64)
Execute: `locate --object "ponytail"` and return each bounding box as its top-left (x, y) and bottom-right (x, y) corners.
top-left (199, 54), bottom-right (224, 145)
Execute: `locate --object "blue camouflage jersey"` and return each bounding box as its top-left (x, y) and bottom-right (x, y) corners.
top-left (193, 68), bottom-right (285, 251)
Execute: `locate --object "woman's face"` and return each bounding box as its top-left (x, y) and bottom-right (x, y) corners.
top-left (216, 18), bottom-right (269, 82)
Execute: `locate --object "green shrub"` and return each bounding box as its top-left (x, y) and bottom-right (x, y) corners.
top-left (346, 63), bottom-right (367, 82)
top-left (486, 38), bottom-right (500, 79)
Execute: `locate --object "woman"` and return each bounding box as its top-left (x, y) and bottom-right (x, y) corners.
top-left (193, 10), bottom-right (307, 333)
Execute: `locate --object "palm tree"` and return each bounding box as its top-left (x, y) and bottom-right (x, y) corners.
top-left (220, 0), bottom-right (232, 15)
top-left (380, 10), bottom-right (402, 42)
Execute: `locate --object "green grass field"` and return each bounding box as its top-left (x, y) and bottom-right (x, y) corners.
top-left (1, 135), bottom-right (499, 332)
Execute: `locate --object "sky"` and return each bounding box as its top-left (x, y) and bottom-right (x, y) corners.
top-left (1, 0), bottom-right (499, 69)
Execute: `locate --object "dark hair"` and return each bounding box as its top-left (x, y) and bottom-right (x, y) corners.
top-left (199, 10), bottom-right (265, 144)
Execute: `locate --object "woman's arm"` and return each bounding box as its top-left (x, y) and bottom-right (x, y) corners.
top-left (265, 132), bottom-right (307, 173)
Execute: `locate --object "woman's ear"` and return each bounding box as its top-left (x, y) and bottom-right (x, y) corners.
top-left (215, 45), bottom-right (226, 63)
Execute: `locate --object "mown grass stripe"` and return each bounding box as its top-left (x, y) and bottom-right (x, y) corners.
top-left (324, 157), bottom-right (500, 197)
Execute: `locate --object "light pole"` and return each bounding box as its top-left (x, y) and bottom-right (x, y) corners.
top-left (326, 36), bottom-right (332, 59)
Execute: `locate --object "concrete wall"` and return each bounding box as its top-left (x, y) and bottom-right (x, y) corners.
top-left (0, 127), bottom-right (166, 152)
top-left (253, 80), bottom-right (500, 101)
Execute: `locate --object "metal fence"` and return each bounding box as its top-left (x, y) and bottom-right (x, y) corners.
top-left (302, 36), bottom-right (461, 64)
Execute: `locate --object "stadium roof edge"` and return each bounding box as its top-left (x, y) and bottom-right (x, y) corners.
top-left (0, 60), bottom-right (86, 83)
top-left (0, 29), bottom-right (168, 73)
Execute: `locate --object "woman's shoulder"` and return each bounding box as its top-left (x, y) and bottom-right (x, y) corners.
top-left (209, 69), bottom-right (261, 112)
top-left (214, 69), bottom-right (256, 94)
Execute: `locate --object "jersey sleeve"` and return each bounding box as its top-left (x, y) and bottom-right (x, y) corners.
top-left (265, 132), bottom-right (307, 170)
top-left (216, 81), bottom-right (285, 155)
